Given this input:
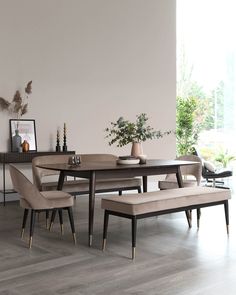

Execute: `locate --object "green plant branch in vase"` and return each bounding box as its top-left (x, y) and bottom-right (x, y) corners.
top-left (105, 113), bottom-right (172, 157)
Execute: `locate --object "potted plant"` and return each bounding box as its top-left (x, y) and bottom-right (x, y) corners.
top-left (105, 113), bottom-right (171, 157)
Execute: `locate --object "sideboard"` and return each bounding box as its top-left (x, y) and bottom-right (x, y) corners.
top-left (0, 151), bottom-right (75, 206)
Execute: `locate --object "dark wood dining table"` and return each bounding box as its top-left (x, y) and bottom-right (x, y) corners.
top-left (37, 159), bottom-right (196, 246)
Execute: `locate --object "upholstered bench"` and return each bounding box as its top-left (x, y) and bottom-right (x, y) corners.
top-left (101, 187), bottom-right (231, 259)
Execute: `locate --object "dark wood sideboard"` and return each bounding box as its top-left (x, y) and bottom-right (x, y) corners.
top-left (0, 151), bottom-right (75, 206)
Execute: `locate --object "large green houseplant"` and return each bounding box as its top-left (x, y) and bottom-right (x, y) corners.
top-left (105, 113), bottom-right (171, 156)
top-left (176, 97), bottom-right (200, 156)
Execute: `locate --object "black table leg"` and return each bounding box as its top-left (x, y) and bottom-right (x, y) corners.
top-left (143, 176), bottom-right (147, 192)
top-left (57, 171), bottom-right (65, 190)
top-left (89, 171), bottom-right (96, 246)
top-left (176, 166), bottom-right (184, 188)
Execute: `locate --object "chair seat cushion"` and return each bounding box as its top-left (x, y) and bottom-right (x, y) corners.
top-left (158, 179), bottom-right (197, 190)
top-left (20, 191), bottom-right (73, 209)
top-left (41, 178), bottom-right (141, 193)
top-left (101, 187), bottom-right (231, 215)
top-left (203, 169), bottom-right (233, 179)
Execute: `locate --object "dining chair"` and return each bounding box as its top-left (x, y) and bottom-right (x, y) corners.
top-left (9, 164), bottom-right (76, 248)
top-left (158, 155), bottom-right (202, 189)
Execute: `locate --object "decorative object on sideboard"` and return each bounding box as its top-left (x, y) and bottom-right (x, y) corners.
top-left (56, 129), bottom-right (61, 152)
top-left (12, 129), bottom-right (22, 152)
top-left (10, 119), bottom-right (37, 152)
top-left (105, 113), bottom-right (172, 157)
top-left (0, 81), bottom-right (32, 118)
top-left (68, 155), bottom-right (81, 166)
top-left (63, 122), bottom-right (68, 152)
top-left (22, 140), bottom-right (30, 152)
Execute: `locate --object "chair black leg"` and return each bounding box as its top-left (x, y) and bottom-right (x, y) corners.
top-left (197, 208), bottom-right (201, 229)
top-left (29, 209), bottom-right (36, 249)
top-left (46, 210), bottom-right (49, 229)
top-left (138, 186), bottom-right (142, 193)
top-left (224, 200), bottom-right (229, 235)
top-left (49, 209), bottom-right (57, 231)
top-left (131, 216), bottom-right (137, 260)
top-left (102, 210), bottom-right (109, 251)
top-left (58, 209), bottom-right (64, 235)
top-left (21, 209), bottom-right (29, 239)
top-left (119, 190), bottom-right (122, 196)
top-left (67, 207), bottom-right (76, 244)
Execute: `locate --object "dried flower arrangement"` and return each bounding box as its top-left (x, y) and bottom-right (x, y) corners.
top-left (0, 81), bottom-right (32, 119)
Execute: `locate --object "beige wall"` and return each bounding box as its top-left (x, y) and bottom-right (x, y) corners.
top-left (0, 0), bottom-right (176, 196)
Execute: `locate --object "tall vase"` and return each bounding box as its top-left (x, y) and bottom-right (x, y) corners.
top-left (131, 142), bottom-right (143, 157)
top-left (12, 129), bottom-right (22, 152)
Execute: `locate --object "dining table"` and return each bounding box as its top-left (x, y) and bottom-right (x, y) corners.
top-left (37, 159), bottom-right (196, 246)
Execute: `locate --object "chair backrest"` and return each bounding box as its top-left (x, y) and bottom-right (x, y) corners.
top-left (9, 165), bottom-right (49, 209)
top-left (166, 155), bottom-right (202, 185)
top-left (32, 154), bottom-right (118, 190)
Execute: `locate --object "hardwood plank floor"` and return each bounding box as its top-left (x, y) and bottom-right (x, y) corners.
top-left (0, 186), bottom-right (236, 295)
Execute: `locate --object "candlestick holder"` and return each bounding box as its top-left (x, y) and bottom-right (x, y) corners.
top-left (56, 129), bottom-right (61, 152)
top-left (63, 123), bottom-right (68, 152)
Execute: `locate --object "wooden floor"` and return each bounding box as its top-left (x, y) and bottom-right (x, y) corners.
top-left (1, 186), bottom-right (236, 295)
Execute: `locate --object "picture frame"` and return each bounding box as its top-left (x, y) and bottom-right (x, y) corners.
top-left (9, 119), bottom-right (37, 152)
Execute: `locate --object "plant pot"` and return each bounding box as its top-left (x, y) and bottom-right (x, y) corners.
top-left (131, 142), bottom-right (143, 157)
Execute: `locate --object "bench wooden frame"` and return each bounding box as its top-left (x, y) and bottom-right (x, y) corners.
top-left (102, 199), bottom-right (229, 260)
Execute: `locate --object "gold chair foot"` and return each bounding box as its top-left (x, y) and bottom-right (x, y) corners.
top-left (132, 247), bottom-right (136, 260)
top-left (29, 236), bottom-right (33, 249)
top-left (49, 222), bottom-right (53, 231)
top-left (60, 224), bottom-right (64, 235)
top-left (73, 233), bottom-right (77, 245)
top-left (102, 238), bottom-right (106, 251)
top-left (21, 228), bottom-right (25, 239)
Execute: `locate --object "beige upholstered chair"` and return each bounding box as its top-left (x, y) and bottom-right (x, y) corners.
top-left (158, 155), bottom-right (202, 190)
top-left (9, 165), bottom-right (76, 248)
top-left (32, 154), bottom-right (142, 195)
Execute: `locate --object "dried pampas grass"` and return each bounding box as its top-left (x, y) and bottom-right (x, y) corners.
top-left (0, 81), bottom-right (32, 118)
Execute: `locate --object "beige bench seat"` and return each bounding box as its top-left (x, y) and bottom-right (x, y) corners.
top-left (101, 187), bottom-right (230, 215)
top-left (101, 187), bottom-right (231, 259)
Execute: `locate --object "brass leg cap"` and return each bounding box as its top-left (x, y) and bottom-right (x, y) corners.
top-left (132, 247), bottom-right (136, 260)
top-left (29, 236), bottom-right (33, 249)
top-left (102, 238), bottom-right (106, 251)
top-left (49, 222), bottom-right (53, 231)
top-left (60, 224), bottom-right (64, 235)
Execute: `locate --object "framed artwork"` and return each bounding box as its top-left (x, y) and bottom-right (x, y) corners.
top-left (10, 119), bottom-right (37, 152)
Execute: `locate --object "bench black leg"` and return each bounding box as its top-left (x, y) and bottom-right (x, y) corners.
top-left (224, 200), bottom-right (229, 235)
top-left (67, 207), bottom-right (76, 244)
top-left (138, 186), bottom-right (142, 193)
top-left (197, 208), bottom-right (201, 229)
top-left (58, 209), bottom-right (64, 235)
top-left (102, 210), bottom-right (109, 251)
top-left (21, 209), bottom-right (29, 239)
top-left (185, 210), bottom-right (192, 228)
top-left (132, 216), bottom-right (137, 260)
top-left (49, 209), bottom-right (57, 231)
top-left (119, 190), bottom-right (122, 196)
top-left (29, 209), bottom-right (36, 249)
